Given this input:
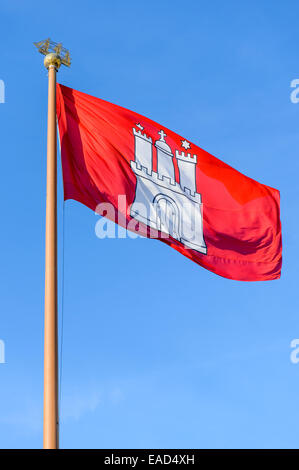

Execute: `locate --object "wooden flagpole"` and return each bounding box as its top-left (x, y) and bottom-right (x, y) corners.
top-left (43, 53), bottom-right (59, 449)
top-left (34, 39), bottom-right (71, 450)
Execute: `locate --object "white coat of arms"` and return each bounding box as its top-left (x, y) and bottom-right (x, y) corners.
top-left (130, 124), bottom-right (207, 254)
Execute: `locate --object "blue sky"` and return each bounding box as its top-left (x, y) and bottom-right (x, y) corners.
top-left (0, 0), bottom-right (298, 449)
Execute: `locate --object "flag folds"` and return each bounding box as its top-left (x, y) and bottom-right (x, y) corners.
top-left (56, 84), bottom-right (282, 281)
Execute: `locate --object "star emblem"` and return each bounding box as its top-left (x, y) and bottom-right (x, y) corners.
top-left (136, 123), bottom-right (144, 130)
top-left (181, 139), bottom-right (191, 150)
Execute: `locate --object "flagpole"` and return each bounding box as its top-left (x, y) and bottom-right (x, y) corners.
top-left (43, 52), bottom-right (61, 449)
top-left (34, 39), bottom-right (70, 449)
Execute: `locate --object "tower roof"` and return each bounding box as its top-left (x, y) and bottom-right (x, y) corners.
top-left (155, 130), bottom-right (173, 155)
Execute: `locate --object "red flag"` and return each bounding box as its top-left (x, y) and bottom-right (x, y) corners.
top-left (56, 84), bottom-right (282, 281)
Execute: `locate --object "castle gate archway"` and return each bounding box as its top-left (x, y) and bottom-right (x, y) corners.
top-left (154, 194), bottom-right (180, 239)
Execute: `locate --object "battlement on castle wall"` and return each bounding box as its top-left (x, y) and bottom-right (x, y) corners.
top-left (130, 160), bottom-right (201, 203)
top-left (133, 128), bottom-right (152, 143)
top-left (175, 150), bottom-right (197, 164)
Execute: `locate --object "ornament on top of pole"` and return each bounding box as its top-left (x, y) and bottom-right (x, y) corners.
top-left (34, 38), bottom-right (71, 70)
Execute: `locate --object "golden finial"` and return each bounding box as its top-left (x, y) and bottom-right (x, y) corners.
top-left (43, 53), bottom-right (62, 70)
top-left (34, 38), bottom-right (71, 69)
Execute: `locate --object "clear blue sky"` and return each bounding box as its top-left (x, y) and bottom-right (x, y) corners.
top-left (0, 0), bottom-right (298, 449)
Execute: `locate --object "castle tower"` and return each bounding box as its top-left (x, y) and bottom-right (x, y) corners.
top-left (175, 151), bottom-right (197, 196)
top-left (133, 127), bottom-right (153, 173)
top-left (155, 130), bottom-right (175, 184)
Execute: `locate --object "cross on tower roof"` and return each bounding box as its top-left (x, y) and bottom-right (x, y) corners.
top-left (158, 130), bottom-right (167, 141)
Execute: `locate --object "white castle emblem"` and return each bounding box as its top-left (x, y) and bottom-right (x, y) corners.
top-left (130, 125), bottom-right (207, 254)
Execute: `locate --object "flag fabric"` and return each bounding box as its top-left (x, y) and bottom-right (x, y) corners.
top-left (56, 84), bottom-right (282, 281)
